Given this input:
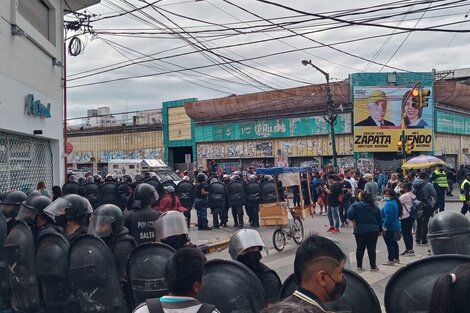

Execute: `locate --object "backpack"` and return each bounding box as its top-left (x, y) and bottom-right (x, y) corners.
top-left (146, 298), bottom-right (216, 313)
top-left (405, 195), bottom-right (425, 219)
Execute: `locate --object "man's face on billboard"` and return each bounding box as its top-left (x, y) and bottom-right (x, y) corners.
top-left (368, 100), bottom-right (387, 122)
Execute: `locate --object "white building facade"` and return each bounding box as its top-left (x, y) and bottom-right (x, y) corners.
top-left (0, 0), bottom-right (99, 193)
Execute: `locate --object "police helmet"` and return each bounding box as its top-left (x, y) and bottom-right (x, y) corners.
top-left (69, 175), bottom-right (77, 183)
top-left (263, 175), bottom-right (274, 182)
top-left (248, 175), bottom-right (257, 182)
top-left (0, 190), bottom-right (28, 219)
top-left (88, 204), bottom-right (124, 239)
top-left (197, 173), bottom-right (207, 182)
top-left (26, 190), bottom-right (41, 199)
top-left (133, 183), bottom-right (159, 209)
top-left (155, 211), bottom-right (189, 240)
top-left (17, 195), bottom-right (52, 225)
top-left (229, 229), bottom-right (266, 260)
top-left (86, 176), bottom-right (95, 183)
top-left (182, 176), bottom-right (191, 181)
top-left (44, 194), bottom-right (90, 223)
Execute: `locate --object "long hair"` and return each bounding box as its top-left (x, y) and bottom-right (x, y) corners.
top-left (384, 188), bottom-right (403, 217)
top-left (170, 193), bottom-right (176, 208)
top-left (429, 263), bottom-right (470, 313)
top-left (402, 90), bottom-right (423, 126)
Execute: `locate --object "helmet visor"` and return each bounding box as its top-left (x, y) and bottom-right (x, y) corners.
top-left (16, 203), bottom-right (37, 223)
top-left (88, 215), bottom-right (114, 238)
top-left (0, 203), bottom-right (21, 219)
top-left (43, 197), bottom-right (70, 221)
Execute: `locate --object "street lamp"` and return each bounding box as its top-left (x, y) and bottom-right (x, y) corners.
top-left (302, 59), bottom-right (338, 169)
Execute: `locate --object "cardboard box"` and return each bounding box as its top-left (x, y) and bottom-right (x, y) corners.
top-left (260, 202), bottom-right (287, 217)
top-left (261, 214), bottom-right (288, 226)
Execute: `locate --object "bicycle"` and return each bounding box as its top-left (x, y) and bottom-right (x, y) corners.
top-left (272, 208), bottom-right (305, 252)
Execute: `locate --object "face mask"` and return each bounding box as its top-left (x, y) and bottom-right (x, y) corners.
top-left (237, 251), bottom-right (262, 272)
top-left (383, 196), bottom-right (391, 201)
top-left (325, 273), bottom-right (347, 302)
top-left (161, 234), bottom-right (188, 250)
top-left (55, 215), bottom-right (68, 228)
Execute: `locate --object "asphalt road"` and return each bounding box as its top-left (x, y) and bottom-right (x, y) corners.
top-left (189, 199), bottom-right (468, 309)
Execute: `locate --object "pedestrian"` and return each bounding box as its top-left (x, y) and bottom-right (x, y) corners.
top-left (386, 173), bottom-right (399, 191)
top-left (133, 248), bottom-right (220, 313)
top-left (347, 191), bottom-right (382, 272)
top-left (323, 175), bottom-right (341, 234)
top-left (429, 163), bottom-right (449, 212)
top-left (344, 170), bottom-right (357, 203)
top-left (429, 263), bottom-right (470, 313)
top-left (158, 186), bottom-right (187, 214)
top-left (412, 172), bottom-right (437, 246)
top-left (459, 172), bottom-right (470, 216)
top-left (445, 165), bottom-right (456, 196)
top-left (380, 189), bottom-right (402, 266)
top-left (398, 182), bottom-right (416, 256)
top-left (363, 173), bottom-right (378, 205)
top-left (310, 172), bottom-right (321, 212)
top-left (283, 234), bottom-right (347, 313)
top-left (51, 185), bottom-right (62, 201)
top-left (36, 181), bottom-right (50, 198)
top-left (338, 173), bottom-right (352, 227)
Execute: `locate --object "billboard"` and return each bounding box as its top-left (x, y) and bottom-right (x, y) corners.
top-left (353, 86), bottom-right (433, 152)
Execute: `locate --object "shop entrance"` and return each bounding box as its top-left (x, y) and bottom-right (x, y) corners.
top-left (168, 146), bottom-right (193, 170)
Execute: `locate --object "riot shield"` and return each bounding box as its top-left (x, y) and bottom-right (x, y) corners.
top-left (176, 181), bottom-right (195, 209)
top-left (5, 221), bottom-right (41, 313)
top-left (69, 234), bottom-right (127, 313)
top-left (116, 182), bottom-right (129, 211)
top-left (245, 182), bottom-right (261, 206)
top-left (261, 181), bottom-right (277, 203)
top-left (207, 182), bottom-right (225, 208)
top-left (385, 254), bottom-right (470, 313)
top-left (227, 181), bottom-right (246, 207)
top-left (197, 259), bottom-right (265, 313)
top-left (100, 182), bottom-right (117, 206)
top-left (0, 213), bottom-right (8, 310)
top-left (36, 232), bottom-right (78, 313)
top-left (280, 269), bottom-right (381, 313)
top-left (145, 178), bottom-right (161, 196)
top-left (85, 182), bottom-right (100, 209)
top-left (127, 242), bottom-right (175, 308)
top-left (62, 182), bottom-right (80, 195)
top-left (428, 211), bottom-right (470, 255)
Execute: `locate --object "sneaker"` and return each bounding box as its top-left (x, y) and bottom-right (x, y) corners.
top-left (331, 229), bottom-right (338, 234)
top-left (357, 266), bottom-right (363, 270)
top-left (382, 260), bottom-right (395, 266)
top-left (400, 250), bottom-right (409, 256)
top-left (370, 267), bottom-right (379, 272)
top-left (326, 226), bottom-right (334, 232)
top-left (406, 250), bottom-right (415, 256)
top-left (198, 226), bottom-right (212, 231)
top-left (421, 243), bottom-right (429, 247)
top-left (416, 242), bottom-right (421, 246)
top-left (394, 259), bottom-right (400, 264)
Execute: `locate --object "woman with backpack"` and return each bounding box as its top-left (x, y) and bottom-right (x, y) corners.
top-left (399, 182), bottom-right (416, 257)
top-left (381, 189), bottom-right (402, 266)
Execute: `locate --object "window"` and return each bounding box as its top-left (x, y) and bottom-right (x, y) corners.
top-left (113, 165), bottom-right (119, 169)
top-left (18, 0), bottom-right (50, 40)
top-left (129, 165), bottom-right (135, 169)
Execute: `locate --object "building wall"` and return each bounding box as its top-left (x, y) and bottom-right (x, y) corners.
top-left (0, 0), bottom-right (67, 190)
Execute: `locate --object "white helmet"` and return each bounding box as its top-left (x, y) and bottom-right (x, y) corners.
top-left (229, 229), bottom-right (266, 260)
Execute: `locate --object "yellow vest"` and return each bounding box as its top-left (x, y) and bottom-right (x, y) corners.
top-left (460, 179), bottom-right (470, 201)
top-left (433, 170), bottom-right (449, 188)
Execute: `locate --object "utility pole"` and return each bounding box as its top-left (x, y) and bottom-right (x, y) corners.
top-left (302, 60), bottom-right (339, 169)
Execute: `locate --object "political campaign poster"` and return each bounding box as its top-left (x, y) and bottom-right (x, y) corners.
top-left (353, 86), bottom-right (433, 152)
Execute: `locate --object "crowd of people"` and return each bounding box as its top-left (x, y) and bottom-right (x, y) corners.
top-left (0, 161), bottom-right (469, 313)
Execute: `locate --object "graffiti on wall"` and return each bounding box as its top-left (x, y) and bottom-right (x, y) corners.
top-left (99, 148), bottom-right (162, 162)
top-left (67, 152), bottom-right (93, 163)
top-left (197, 141), bottom-right (273, 160)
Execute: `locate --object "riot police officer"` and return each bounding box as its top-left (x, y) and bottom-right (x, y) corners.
top-left (16, 195), bottom-right (61, 240)
top-left (0, 190), bottom-right (27, 230)
top-left (44, 194), bottom-right (91, 243)
top-left (229, 229), bottom-right (281, 304)
top-left (124, 183), bottom-right (161, 245)
top-left (194, 173), bottom-right (211, 230)
top-left (459, 172), bottom-right (470, 216)
top-left (245, 175), bottom-right (261, 227)
top-left (88, 204), bottom-right (136, 283)
top-left (155, 211), bottom-right (194, 250)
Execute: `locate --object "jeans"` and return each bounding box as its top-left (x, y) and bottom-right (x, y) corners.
top-left (328, 206), bottom-right (340, 228)
top-left (354, 231), bottom-right (379, 268)
top-left (416, 208), bottom-right (432, 244)
top-left (194, 198), bottom-right (208, 228)
top-left (384, 230), bottom-right (399, 261)
top-left (434, 187), bottom-right (446, 212)
top-left (339, 200), bottom-right (350, 224)
top-left (401, 217), bottom-right (415, 251)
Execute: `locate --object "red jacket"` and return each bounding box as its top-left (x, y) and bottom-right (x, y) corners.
top-left (158, 194), bottom-right (187, 213)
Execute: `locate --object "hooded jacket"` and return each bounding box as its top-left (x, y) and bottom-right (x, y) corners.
top-left (412, 178), bottom-right (437, 207)
top-left (347, 201), bottom-right (383, 234)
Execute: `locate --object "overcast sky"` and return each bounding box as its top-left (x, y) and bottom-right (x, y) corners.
top-left (66, 0), bottom-right (470, 118)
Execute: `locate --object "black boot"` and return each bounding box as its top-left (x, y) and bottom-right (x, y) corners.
top-left (213, 213), bottom-right (219, 229)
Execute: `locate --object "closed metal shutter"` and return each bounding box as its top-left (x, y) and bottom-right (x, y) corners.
top-left (0, 131), bottom-right (54, 194)
top-left (18, 0), bottom-right (50, 40)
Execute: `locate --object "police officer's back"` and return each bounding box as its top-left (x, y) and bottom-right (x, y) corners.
top-left (124, 183), bottom-right (161, 245)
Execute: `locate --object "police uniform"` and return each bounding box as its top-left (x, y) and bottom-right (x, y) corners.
top-left (430, 169), bottom-right (449, 212)
top-left (124, 209), bottom-right (161, 245)
top-left (459, 177), bottom-right (470, 215)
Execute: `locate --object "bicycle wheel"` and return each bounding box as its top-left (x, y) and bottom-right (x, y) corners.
top-left (272, 229), bottom-right (286, 252)
top-left (292, 217), bottom-right (304, 245)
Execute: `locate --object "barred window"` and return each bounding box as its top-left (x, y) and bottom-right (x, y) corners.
top-left (18, 0), bottom-right (50, 40)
